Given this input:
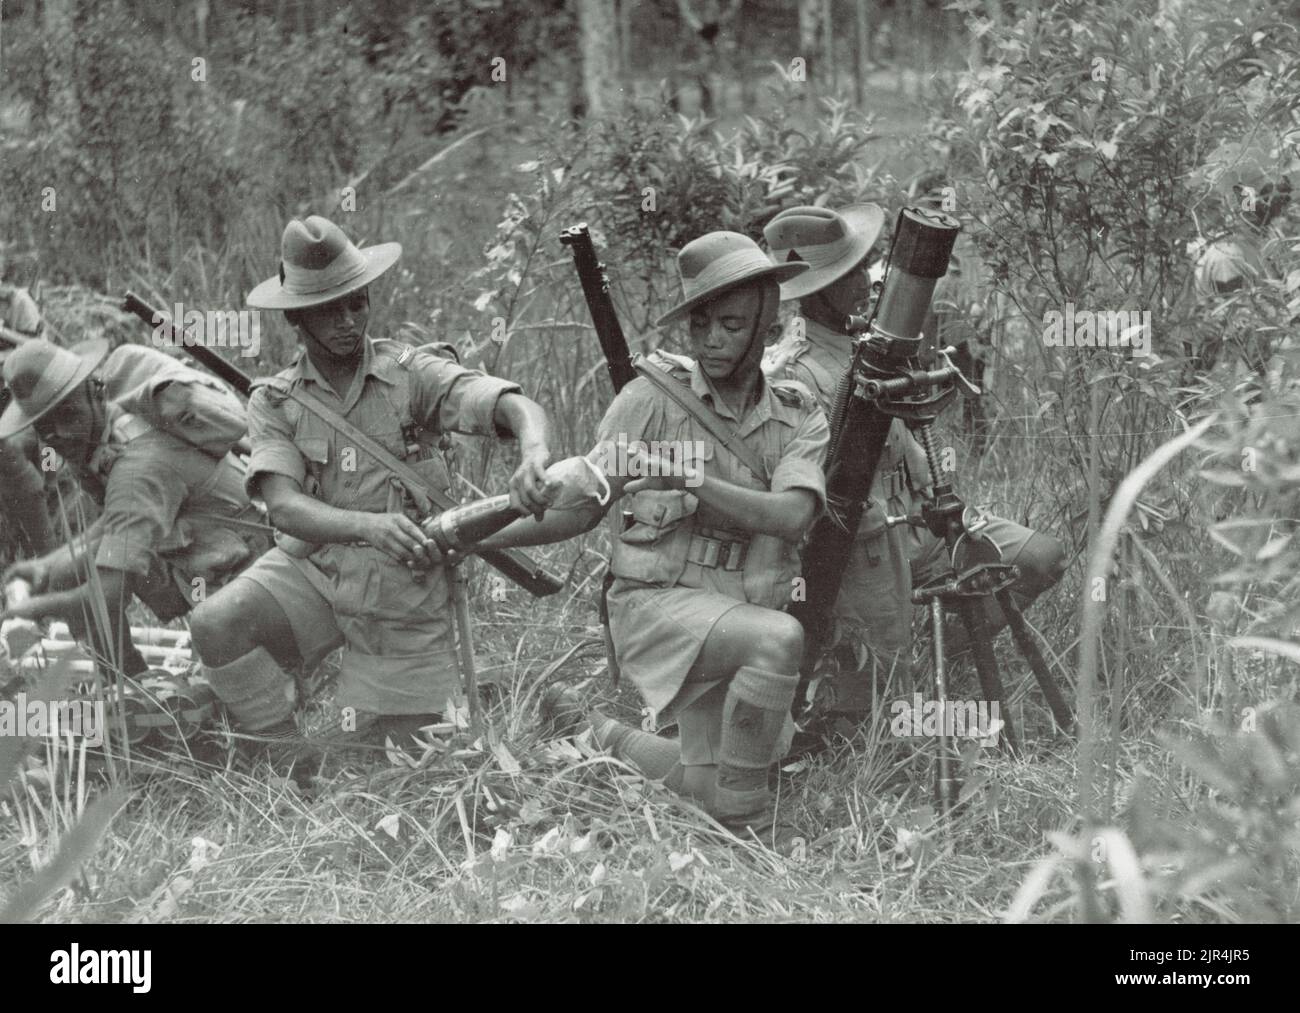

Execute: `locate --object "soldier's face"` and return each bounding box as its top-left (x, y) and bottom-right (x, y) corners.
top-left (689, 287), bottom-right (767, 381)
top-left (296, 288), bottom-right (370, 359)
top-left (817, 256), bottom-right (873, 317)
top-left (36, 383), bottom-right (100, 466)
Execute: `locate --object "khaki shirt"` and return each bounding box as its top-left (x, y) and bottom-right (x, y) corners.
top-left (85, 345), bottom-right (265, 615)
top-left (245, 336), bottom-right (519, 511)
top-left (777, 319), bottom-right (933, 522)
top-left (600, 352), bottom-right (828, 610)
top-left (600, 352), bottom-right (827, 718)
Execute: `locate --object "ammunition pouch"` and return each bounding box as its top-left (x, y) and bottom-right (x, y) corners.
top-left (610, 489), bottom-right (699, 587)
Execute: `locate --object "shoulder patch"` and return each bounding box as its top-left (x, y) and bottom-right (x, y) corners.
top-left (770, 378), bottom-right (813, 410)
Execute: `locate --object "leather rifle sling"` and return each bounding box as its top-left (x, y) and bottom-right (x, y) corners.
top-left (249, 377), bottom-right (561, 596)
top-left (631, 355), bottom-right (769, 484)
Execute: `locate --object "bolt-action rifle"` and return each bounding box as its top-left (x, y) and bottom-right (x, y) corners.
top-left (559, 224), bottom-right (637, 681)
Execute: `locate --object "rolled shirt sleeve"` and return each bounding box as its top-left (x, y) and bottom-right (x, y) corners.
top-left (407, 350), bottom-right (522, 437)
top-left (769, 400), bottom-right (829, 517)
top-left (595, 377), bottom-right (660, 448)
top-left (243, 385), bottom-right (307, 497)
top-left (94, 454), bottom-right (188, 577)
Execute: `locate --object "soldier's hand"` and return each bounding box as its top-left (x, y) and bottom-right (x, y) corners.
top-left (624, 446), bottom-right (690, 495)
top-left (509, 444), bottom-right (555, 519)
top-left (368, 513), bottom-right (442, 569)
top-left (3, 559), bottom-right (49, 595)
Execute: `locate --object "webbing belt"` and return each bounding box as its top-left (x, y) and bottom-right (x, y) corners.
top-left (685, 532), bottom-right (749, 571)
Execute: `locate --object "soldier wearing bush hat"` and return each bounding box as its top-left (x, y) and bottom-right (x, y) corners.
top-left (0, 336), bottom-right (266, 683)
top-left (0, 280), bottom-right (52, 555)
top-left (762, 201), bottom-right (1065, 727)
top-left (484, 230), bottom-right (830, 853)
top-left (188, 215), bottom-right (557, 766)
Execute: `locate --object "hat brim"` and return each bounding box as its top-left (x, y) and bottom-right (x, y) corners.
top-left (0, 337), bottom-right (110, 441)
top-left (776, 203), bottom-right (886, 301)
top-left (656, 261), bottom-right (809, 328)
top-left (246, 242), bottom-right (402, 310)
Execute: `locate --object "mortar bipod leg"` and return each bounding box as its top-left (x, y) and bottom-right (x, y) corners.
top-left (995, 587), bottom-right (1074, 736)
top-left (956, 596), bottom-right (1019, 756)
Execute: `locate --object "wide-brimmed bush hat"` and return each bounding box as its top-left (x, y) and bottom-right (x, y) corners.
top-left (0, 337), bottom-right (110, 439)
top-left (656, 231), bottom-right (809, 328)
top-left (247, 215), bottom-right (402, 310)
top-left (763, 203), bottom-right (885, 301)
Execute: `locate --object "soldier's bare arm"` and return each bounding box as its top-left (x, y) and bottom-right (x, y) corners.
top-left (257, 473), bottom-right (437, 567)
top-left (3, 518), bottom-right (107, 592)
top-left (492, 391), bottom-right (554, 517)
top-left (625, 446), bottom-right (818, 541)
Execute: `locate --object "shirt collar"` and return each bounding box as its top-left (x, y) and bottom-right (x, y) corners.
top-left (291, 336), bottom-right (396, 396)
top-left (688, 359), bottom-right (782, 432)
top-left (803, 317), bottom-right (853, 359)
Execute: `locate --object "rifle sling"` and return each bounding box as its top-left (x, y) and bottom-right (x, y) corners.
top-left (252, 376), bottom-right (451, 514)
top-left (249, 378), bottom-right (564, 597)
top-left (631, 356), bottom-right (769, 484)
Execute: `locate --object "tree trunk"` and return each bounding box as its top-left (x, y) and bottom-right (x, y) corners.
top-left (195, 0), bottom-right (210, 51)
top-left (41, 0), bottom-right (77, 128)
top-left (618, 0), bottom-right (633, 79)
top-left (578, 0), bottom-right (622, 118)
top-left (822, 0), bottom-right (835, 96)
top-left (854, 0), bottom-right (871, 106)
top-left (798, 0), bottom-right (820, 78)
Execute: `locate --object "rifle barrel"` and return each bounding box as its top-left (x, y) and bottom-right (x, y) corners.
top-left (121, 292), bottom-right (255, 397)
top-left (561, 224), bottom-right (637, 394)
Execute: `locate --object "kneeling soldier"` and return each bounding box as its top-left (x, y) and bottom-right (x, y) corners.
top-left (762, 203), bottom-right (1066, 720)
top-left (189, 216), bottom-right (554, 758)
top-left (0, 338), bottom-right (266, 676)
top-left (484, 232), bottom-right (828, 850)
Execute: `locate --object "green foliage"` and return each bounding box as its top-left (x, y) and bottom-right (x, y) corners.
top-left (1146, 703), bottom-right (1300, 922)
top-left (454, 91), bottom-right (892, 461)
top-left (0, 734), bottom-right (128, 923)
top-left (589, 83), bottom-right (885, 264)
top-left (939, 0), bottom-right (1298, 356)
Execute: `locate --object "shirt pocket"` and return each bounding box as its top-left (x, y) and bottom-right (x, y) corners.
top-left (611, 489), bottom-right (698, 587)
top-left (297, 437), bottom-right (330, 497)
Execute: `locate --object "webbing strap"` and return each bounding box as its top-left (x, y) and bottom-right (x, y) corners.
top-left (631, 355), bottom-right (769, 484)
top-left (251, 376), bottom-right (447, 514)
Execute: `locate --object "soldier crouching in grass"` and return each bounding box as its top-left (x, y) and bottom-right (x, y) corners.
top-left (761, 203), bottom-right (1066, 729)
top-left (0, 338), bottom-right (267, 677)
top-left (480, 232), bottom-right (829, 853)
top-left (188, 216), bottom-right (555, 770)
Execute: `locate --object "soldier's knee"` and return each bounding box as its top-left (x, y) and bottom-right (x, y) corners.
top-left (748, 611), bottom-right (804, 672)
top-left (189, 582), bottom-right (257, 662)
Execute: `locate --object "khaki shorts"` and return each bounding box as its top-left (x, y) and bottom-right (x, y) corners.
top-left (233, 545), bottom-right (461, 715)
